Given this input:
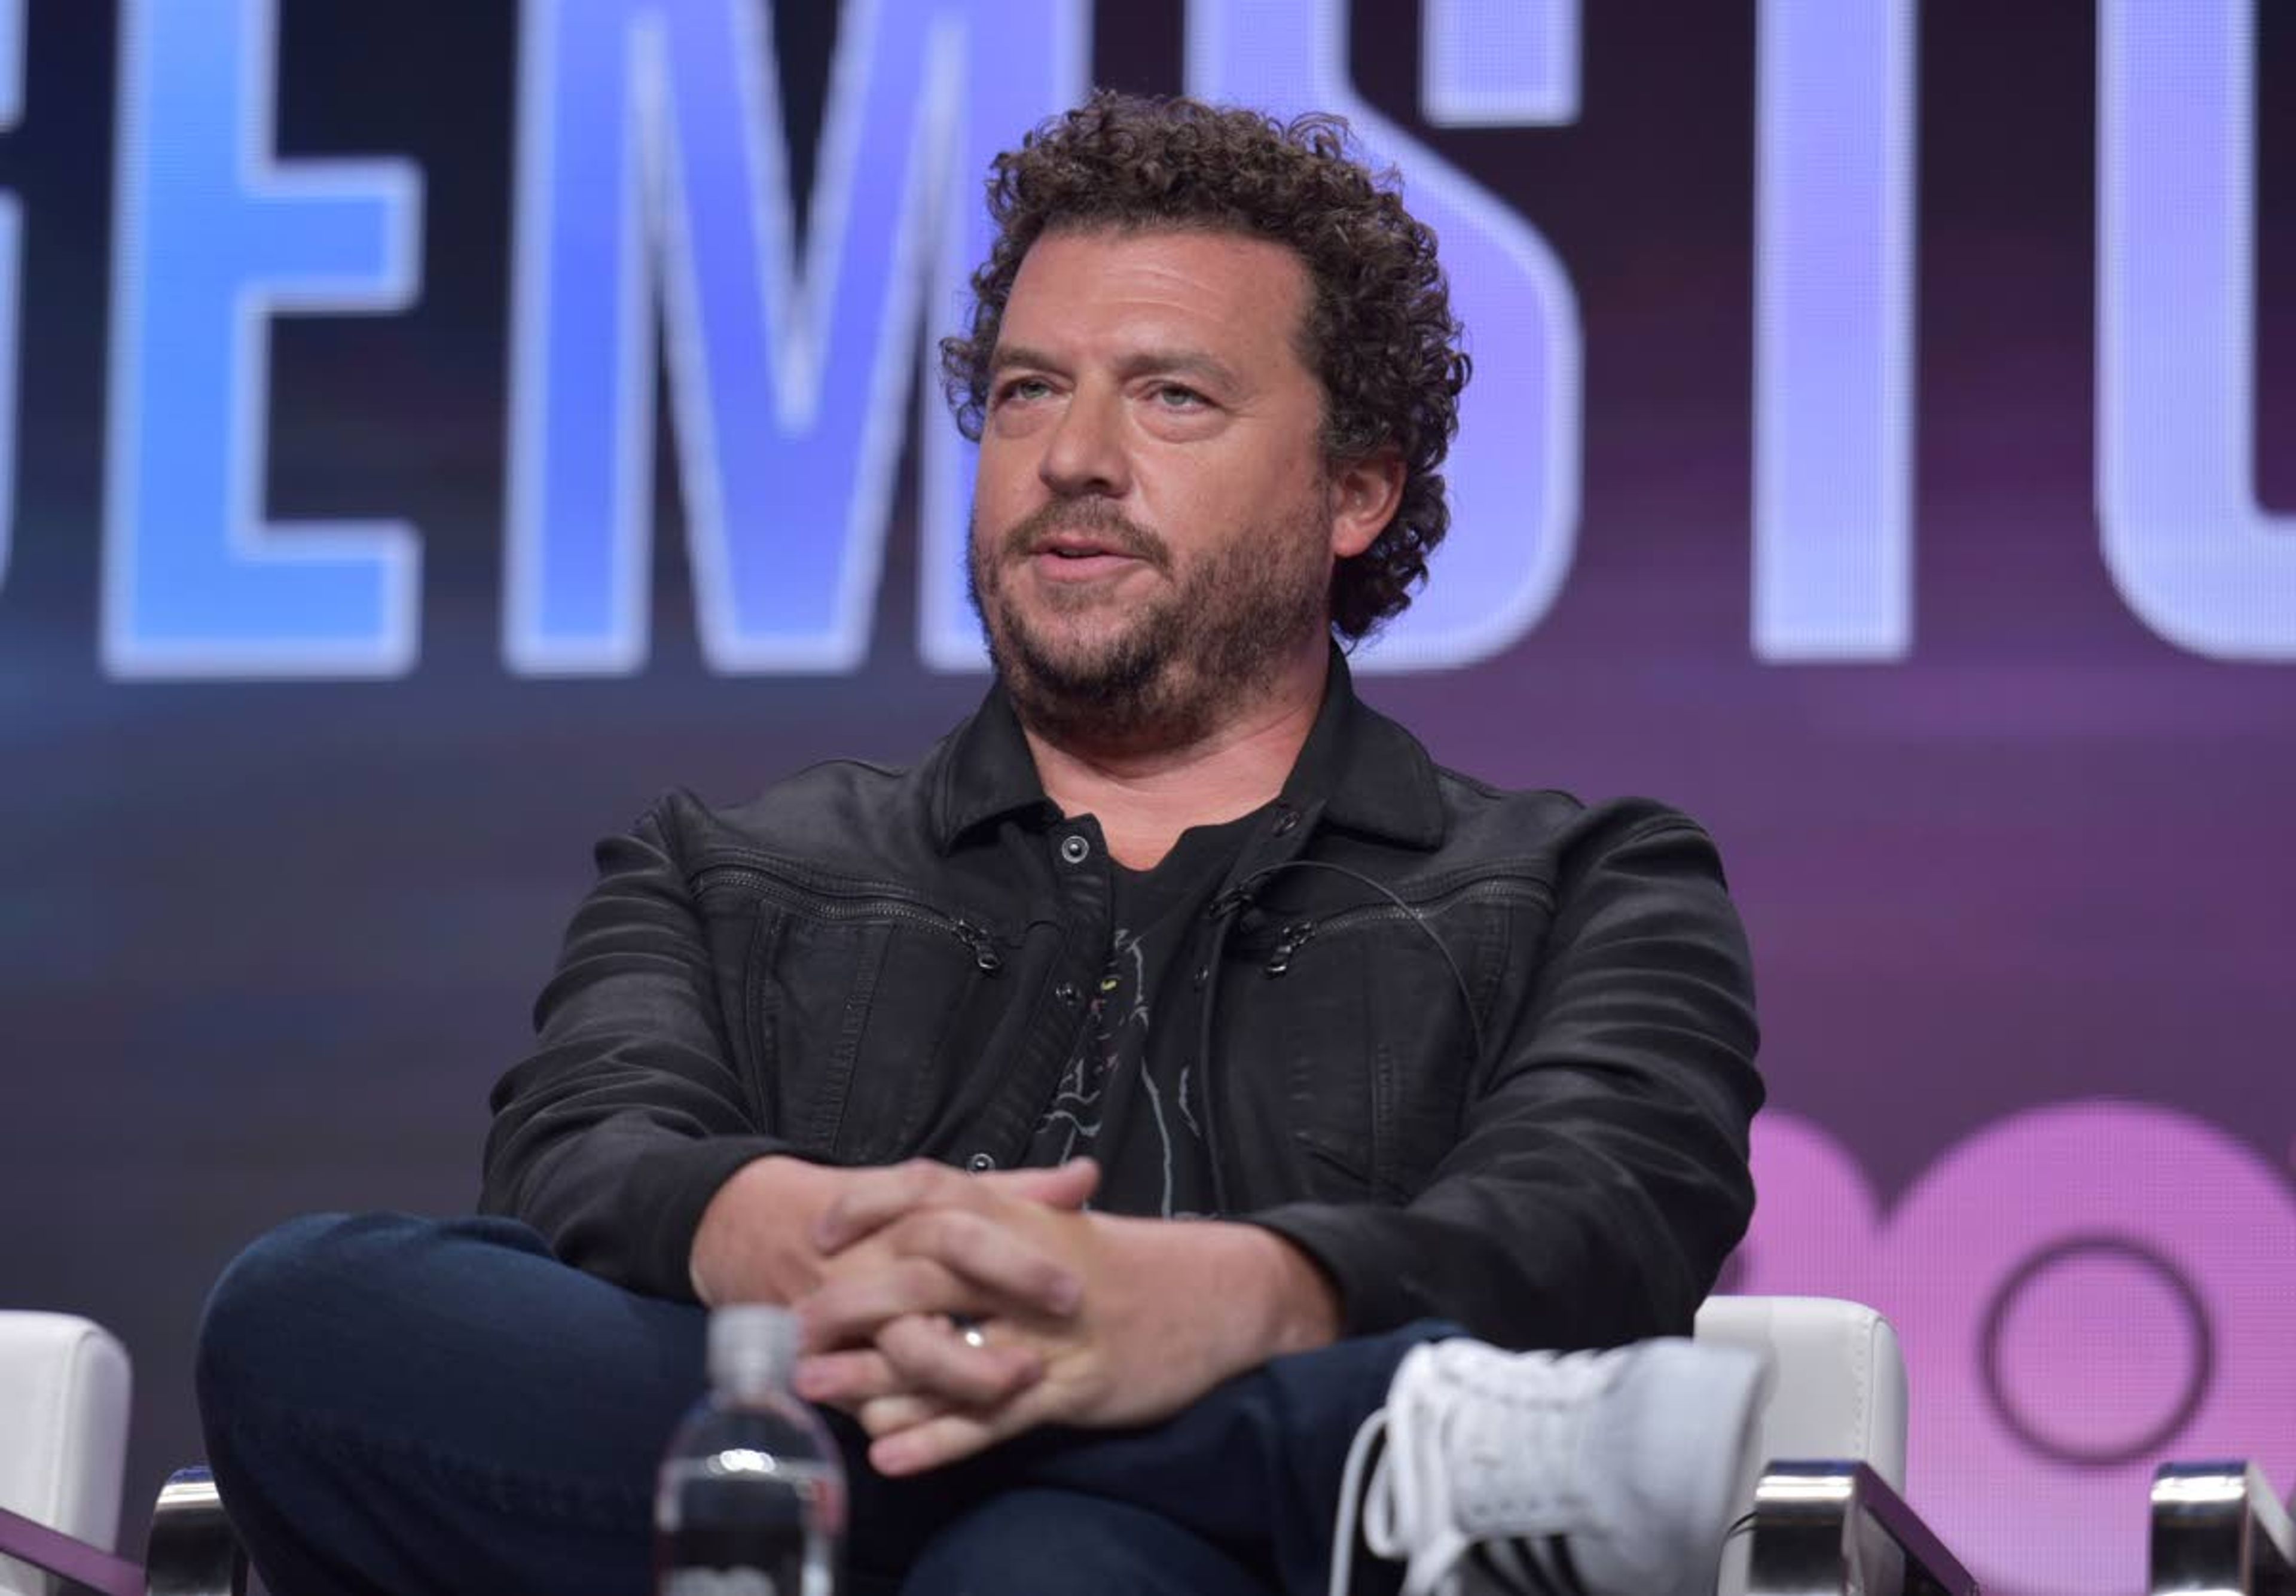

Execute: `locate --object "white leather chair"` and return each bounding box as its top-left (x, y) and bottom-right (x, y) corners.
top-left (1696, 1295), bottom-right (1976, 1596)
top-left (0, 1311), bottom-right (135, 1596)
top-left (0, 1313), bottom-right (237, 1596)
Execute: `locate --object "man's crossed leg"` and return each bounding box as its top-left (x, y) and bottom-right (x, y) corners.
top-left (198, 1212), bottom-right (1764, 1596)
top-left (195, 1212), bottom-right (1429, 1596)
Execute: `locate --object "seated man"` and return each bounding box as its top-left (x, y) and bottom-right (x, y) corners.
top-left (196, 93), bottom-right (1766, 1596)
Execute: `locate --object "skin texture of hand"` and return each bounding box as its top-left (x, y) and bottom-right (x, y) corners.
top-left (791, 1163), bottom-right (1342, 1476)
top-left (687, 1153), bottom-right (1101, 1397)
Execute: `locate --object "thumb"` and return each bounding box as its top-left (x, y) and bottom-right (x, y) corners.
top-left (979, 1157), bottom-right (1101, 1210)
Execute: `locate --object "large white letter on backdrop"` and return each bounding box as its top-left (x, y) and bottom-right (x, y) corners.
top-left (507, 0), bottom-right (1085, 675)
top-left (2099, 0), bottom-right (2296, 659)
top-left (1183, 0), bottom-right (1582, 672)
top-left (1751, 0), bottom-right (1916, 661)
top-left (103, 0), bottom-right (423, 678)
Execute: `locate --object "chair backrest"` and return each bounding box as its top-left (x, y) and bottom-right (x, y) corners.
top-left (1694, 1295), bottom-right (1909, 1490)
top-left (1697, 1295), bottom-right (1911, 1596)
top-left (0, 1312), bottom-right (132, 1596)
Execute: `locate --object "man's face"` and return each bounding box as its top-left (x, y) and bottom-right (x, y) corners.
top-left (968, 226), bottom-right (1363, 748)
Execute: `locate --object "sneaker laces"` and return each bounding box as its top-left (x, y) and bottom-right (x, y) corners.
top-left (1329, 1342), bottom-right (1619, 1596)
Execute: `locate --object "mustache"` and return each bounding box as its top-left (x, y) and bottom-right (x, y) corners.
top-left (999, 502), bottom-right (1170, 570)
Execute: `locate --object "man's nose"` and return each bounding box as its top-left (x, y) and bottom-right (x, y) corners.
top-left (1038, 386), bottom-right (1131, 499)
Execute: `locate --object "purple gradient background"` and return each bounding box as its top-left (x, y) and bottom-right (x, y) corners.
top-left (1, 4), bottom-right (2292, 1591)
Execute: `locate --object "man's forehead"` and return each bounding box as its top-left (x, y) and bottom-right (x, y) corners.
top-left (996, 224), bottom-right (1313, 357)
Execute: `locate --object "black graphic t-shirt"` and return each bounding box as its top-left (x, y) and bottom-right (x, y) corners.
top-left (1025, 807), bottom-right (1266, 1217)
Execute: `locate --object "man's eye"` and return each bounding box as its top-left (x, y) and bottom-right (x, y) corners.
top-left (1152, 384), bottom-right (1207, 410)
top-left (994, 377), bottom-right (1051, 405)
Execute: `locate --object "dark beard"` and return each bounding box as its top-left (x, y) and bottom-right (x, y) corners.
top-left (968, 497), bottom-right (1330, 753)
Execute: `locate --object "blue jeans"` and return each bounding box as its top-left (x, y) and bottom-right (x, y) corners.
top-left (196, 1214), bottom-right (1440, 1596)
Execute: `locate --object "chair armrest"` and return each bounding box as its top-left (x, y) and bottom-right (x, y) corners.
top-left (0, 1504), bottom-right (142, 1596)
top-left (2150, 1461), bottom-right (2295, 1596)
top-left (1746, 1459), bottom-right (1980, 1596)
top-left (143, 1469), bottom-right (246, 1596)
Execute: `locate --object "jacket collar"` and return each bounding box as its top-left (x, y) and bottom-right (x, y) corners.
top-left (928, 646), bottom-right (1448, 853)
top-left (1278, 648), bottom-right (1447, 849)
top-left (931, 682), bottom-right (1060, 849)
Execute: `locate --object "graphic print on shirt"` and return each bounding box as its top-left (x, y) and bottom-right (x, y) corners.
top-left (1034, 924), bottom-right (1204, 1219)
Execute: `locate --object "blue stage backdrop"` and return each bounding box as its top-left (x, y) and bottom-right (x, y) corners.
top-left (4, 3), bottom-right (2294, 1590)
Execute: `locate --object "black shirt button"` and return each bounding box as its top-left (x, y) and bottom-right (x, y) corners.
top-left (1273, 807), bottom-right (1300, 834)
top-left (1058, 834), bottom-right (1091, 865)
top-left (966, 1152), bottom-right (997, 1173)
top-left (1055, 982), bottom-right (1080, 1005)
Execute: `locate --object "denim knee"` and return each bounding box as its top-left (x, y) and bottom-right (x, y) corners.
top-left (192, 1212), bottom-right (667, 1596)
top-left (196, 1212), bottom-right (363, 1417)
top-left (197, 1212), bottom-right (547, 1423)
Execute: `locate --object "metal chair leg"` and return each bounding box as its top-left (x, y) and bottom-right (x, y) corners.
top-left (1745, 1459), bottom-right (1980, 1596)
top-left (2150, 1461), bottom-right (2296, 1596)
top-left (142, 1467), bottom-right (246, 1596)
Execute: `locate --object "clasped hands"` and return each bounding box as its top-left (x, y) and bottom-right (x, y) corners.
top-left (795, 1156), bottom-right (1234, 1478)
top-left (692, 1153), bottom-right (1337, 1478)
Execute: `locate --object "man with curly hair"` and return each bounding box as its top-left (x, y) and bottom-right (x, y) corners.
top-left (197, 94), bottom-right (1765, 1596)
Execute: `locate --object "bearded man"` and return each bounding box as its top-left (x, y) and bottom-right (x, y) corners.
top-left (196, 94), bottom-right (1767, 1596)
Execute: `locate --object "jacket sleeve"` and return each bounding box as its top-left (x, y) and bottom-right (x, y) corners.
top-left (1244, 805), bottom-right (1763, 1350)
top-left (478, 799), bottom-right (790, 1300)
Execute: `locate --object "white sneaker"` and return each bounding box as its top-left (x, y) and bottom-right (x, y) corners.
top-left (1329, 1337), bottom-right (1772, 1596)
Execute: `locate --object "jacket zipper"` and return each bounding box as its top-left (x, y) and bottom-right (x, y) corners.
top-left (694, 862), bottom-right (1004, 972)
top-left (1265, 922), bottom-right (1317, 975)
top-left (1255, 877), bottom-right (1548, 977)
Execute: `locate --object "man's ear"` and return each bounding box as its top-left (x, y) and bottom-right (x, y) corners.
top-left (1328, 449), bottom-right (1406, 559)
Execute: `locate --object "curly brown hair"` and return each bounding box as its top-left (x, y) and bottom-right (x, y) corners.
top-left (939, 92), bottom-right (1470, 642)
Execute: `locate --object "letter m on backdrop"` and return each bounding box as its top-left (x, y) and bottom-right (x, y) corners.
top-left (504, 0), bottom-right (1085, 674)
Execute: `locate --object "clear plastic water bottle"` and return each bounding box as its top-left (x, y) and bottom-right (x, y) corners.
top-left (655, 1305), bottom-right (847, 1596)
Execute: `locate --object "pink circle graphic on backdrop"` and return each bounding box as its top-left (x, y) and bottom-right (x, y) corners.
top-left (1981, 1236), bottom-right (2209, 1466)
top-left (1735, 1101), bottom-right (2296, 1595)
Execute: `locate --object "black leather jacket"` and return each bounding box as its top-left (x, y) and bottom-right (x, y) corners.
top-left (480, 656), bottom-right (1763, 1350)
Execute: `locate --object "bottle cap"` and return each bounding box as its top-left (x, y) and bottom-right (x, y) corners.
top-left (708, 1304), bottom-right (801, 1396)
